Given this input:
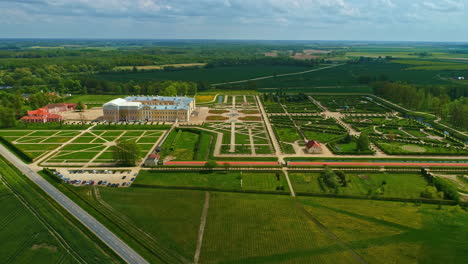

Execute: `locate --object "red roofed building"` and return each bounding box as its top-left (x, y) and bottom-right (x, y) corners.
top-left (20, 103), bottom-right (80, 123)
top-left (45, 103), bottom-right (78, 113)
top-left (305, 140), bottom-right (323, 154)
top-left (21, 109), bottom-right (62, 123)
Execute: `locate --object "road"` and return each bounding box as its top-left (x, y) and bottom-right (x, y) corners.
top-left (0, 144), bottom-right (149, 264)
top-left (212, 64), bottom-right (345, 86)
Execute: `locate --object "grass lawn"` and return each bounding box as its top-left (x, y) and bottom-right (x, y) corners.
top-left (290, 172), bottom-right (430, 198)
top-left (303, 130), bottom-right (345, 143)
top-left (135, 171), bottom-right (289, 192)
top-left (40, 136), bottom-right (75, 143)
top-left (169, 131), bottom-right (199, 160)
top-left (376, 141), bottom-right (467, 155)
top-left (17, 144), bottom-right (62, 151)
top-left (275, 127), bottom-right (302, 143)
top-left (196, 95), bottom-right (216, 104)
top-left (300, 197), bottom-right (468, 264)
top-left (52, 151), bottom-right (100, 160)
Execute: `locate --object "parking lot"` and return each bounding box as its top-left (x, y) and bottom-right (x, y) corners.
top-left (53, 168), bottom-right (138, 187)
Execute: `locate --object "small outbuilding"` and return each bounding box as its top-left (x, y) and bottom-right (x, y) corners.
top-left (305, 140), bottom-right (323, 154)
top-left (144, 154), bottom-right (160, 167)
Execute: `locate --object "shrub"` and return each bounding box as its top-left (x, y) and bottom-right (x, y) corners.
top-left (0, 136), bottom-right (33, 163)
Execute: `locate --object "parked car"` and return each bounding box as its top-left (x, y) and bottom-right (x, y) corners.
top-left (130, 177), bottom-right (135, 181)
top-left (122, 176), bottom-right (126, 179)
top-left (98, 180), bottom-right (102, 185)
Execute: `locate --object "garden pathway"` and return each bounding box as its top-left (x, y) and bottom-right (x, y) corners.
top-left (256, 95), bottom-right (282, 157)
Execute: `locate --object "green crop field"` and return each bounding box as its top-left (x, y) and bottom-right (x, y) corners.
top-left (94, 65), bottom-right (313, 83)
top-left (248, 63), bottom-right (468, 88)
top-left (40, 175), bottom-right (205, 263)
top-left (299, 197), bottom-right (468, 264)
top-left (0, 180), bottom-right (76, 263)
top-left (0, 157), bottom-right (121, 264)
top-left (200, 192), bottom-right (356, 263)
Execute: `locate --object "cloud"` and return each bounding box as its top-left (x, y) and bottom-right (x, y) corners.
top-left (0, 0), bottom-right (467, 40)
top-left (419, 0), bottom-right (464, 12)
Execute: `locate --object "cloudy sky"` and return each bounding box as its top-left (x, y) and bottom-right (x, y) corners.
top-left (0, 0), bottom-right (467, 41)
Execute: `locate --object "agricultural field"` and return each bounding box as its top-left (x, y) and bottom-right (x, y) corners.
top-left (0, 157), bottom-right (120, 264)
top-left (200, 192), bottom-right (356, 264)
top-left (299, 197), bottom-right (468, 264)
top-left (114, 63), bottom-right (207, 71)
top-left (0, 179), bottom-right (77, 264)
top-left (248, 62), bottom-right (468, 88)
top-left (95, 65), bottom-right (312, 84)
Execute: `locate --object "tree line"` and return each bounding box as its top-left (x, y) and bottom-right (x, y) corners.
top-left (373, 81), bottom-right (468, 130)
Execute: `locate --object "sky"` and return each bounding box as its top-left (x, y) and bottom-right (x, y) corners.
top-left (0, 0), bottom-right (467, 42)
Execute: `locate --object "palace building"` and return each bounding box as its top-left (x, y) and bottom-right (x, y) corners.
top-left (103, 96), bottom-right (196, 122)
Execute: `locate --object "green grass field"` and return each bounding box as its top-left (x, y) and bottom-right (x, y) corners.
top-left (135, 170), bottom-right (289, 192)
top-left (290, 172), bottom-right (430, 198)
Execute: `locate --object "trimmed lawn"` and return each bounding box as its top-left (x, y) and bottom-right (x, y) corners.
top-left (52, 151), bottom-right (100, 160)
top-left (275, 127), bottom-right (302, 143)
top-left (41, 137), bottom-right (74, 143)
top-left (135, 171), bottom-right (288, 192)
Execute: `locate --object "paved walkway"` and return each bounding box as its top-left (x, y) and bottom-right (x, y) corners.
top-left (256, 95), bottom-right (282, 157)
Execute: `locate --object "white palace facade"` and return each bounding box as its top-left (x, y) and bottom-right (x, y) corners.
top-left (103, 96), bottom-right (195, 122)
